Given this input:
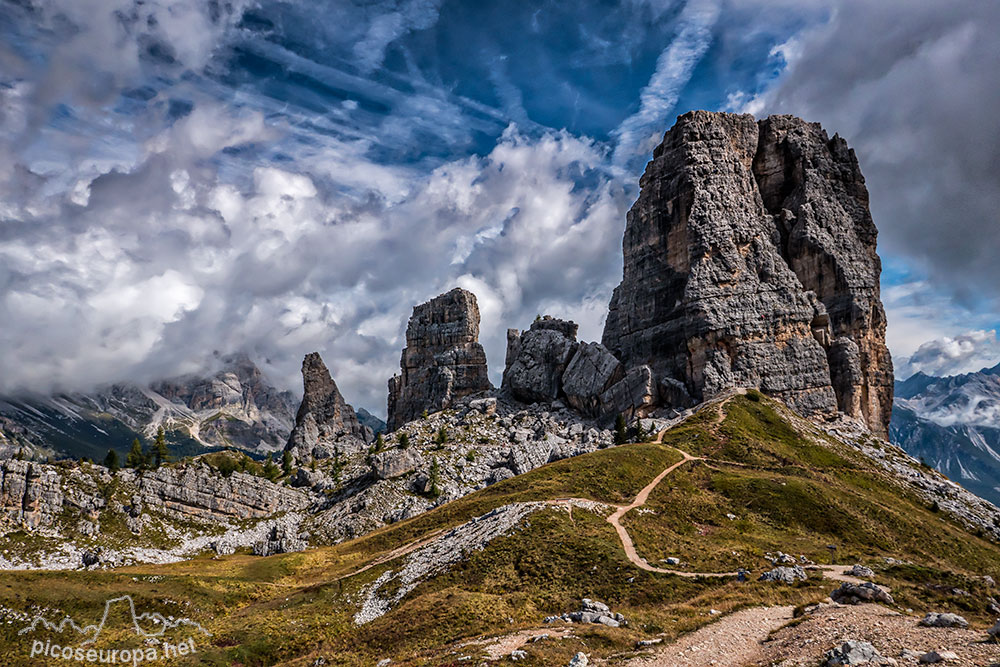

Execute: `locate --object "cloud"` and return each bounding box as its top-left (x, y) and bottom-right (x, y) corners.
top-left (352, 0), bottom-right (444, 73)
top-left (6, 0), bottom-right (995, 425)
top-left (903, 331), bottom-right (1000, 380)
top-left (611, 0), bottom-right (721, 166)
top-left (0, 114), bottom-right (626, 417)
top-left (750, 0), bottom-right (1000, 315)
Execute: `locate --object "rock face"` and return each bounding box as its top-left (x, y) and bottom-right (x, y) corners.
top-left (137, 463), bottom-right (311, 521)
top-left (285, 353), bottom-right (371, 463)
top-left (387, 288), bottom-right (492, 430)
top-left (503, 316), bottom-right (580, 404)
top-left (502, 316), bottom-right (658, 422)
top-left (602, 111), bottom-right (893, 436)
top-left (151, 352), bottom-right (297, 450)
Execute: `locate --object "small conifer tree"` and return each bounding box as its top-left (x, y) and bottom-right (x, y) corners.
top-left (613, 413), bottom-right (628, 446)
top-left (126, 438), bottom-right (146, 470)
top-left (103, 449), bottom-right (120, 472)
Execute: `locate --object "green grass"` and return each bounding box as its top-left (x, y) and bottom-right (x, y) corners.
top-left (3, 393), bottom-right (1000, 666)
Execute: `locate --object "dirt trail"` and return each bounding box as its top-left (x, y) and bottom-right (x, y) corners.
top-left (623, 605), bottom-right (795, 666)
top-left (604, 449), bottom-right (741, 578)
top-left (330, 528), bottom-right (444, 583)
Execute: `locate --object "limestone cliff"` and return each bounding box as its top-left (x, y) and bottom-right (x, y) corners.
top-left (387, 288), bottom-right (492, 430)
top-left (285, 352), bottom-right (371, 463)
top-left (602, 111), bottom-right (893, 436)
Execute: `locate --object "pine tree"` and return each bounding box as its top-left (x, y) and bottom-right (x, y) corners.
top-left (103, 449), bottom-right (120, 472)
top-left (263, 455), bottom-right (280, 482)
top-left (428, 457), bottom-right (441, 498)
top-left (434, 426), bottom-right (448, 445)
top-left (613, 413), bottom-right (628, 446)
top-left (126, 438), bottom-right (146, 470)
top-left (281, 449), bottom-right (293, 476)
top-left (399, 432), bottom-right (410, 449)
top-left (151, 427), bottom-right (169, 468)
top-left (374, 433), bottom-right (385, 452)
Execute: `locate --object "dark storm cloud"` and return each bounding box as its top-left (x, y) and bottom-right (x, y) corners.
top-left (756, 0), bottom-right (1000, 317)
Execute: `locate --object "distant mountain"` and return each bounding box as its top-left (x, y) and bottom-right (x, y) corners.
top-left (0, 354), bottom-right (296, 462)
top-left (890, 363), bottom-right (1000, 505)
top-left (355, 407), bottom-right (386, 435)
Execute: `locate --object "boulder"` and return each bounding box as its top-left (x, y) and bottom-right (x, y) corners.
top-left (561, 342), bottom-right (624, 416)
top-left (831, 582), bottom-right (894, 606)
top-left (919, 651), bottom-right (959, 664)
top-left (371, 448), bottom-right (424, 480)
top-left (824, 640), bottom-right (895, 666)
top-left (598, 365), bottom-right (656, 420)
top-left (503, 317), bottom-right (579, 404)
top-left (919, 612), bottom-right (968, 628)
top-left (759, 565), bottom-right (807, 584)
top-left (846, 564), bottom-right (875, 578)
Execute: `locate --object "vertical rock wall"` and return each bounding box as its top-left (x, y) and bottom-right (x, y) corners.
top-left (285, 352), bottom-right (370, 462)
top-left (602, 111), bottom-right (893, 436)
top-left (387, 288), bottom-right (492, 430)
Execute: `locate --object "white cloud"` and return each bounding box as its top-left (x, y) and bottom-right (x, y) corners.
top-left (612, 0), bottom-right (721, 166)
top-left (903, 331), bottom-right (1000, 379)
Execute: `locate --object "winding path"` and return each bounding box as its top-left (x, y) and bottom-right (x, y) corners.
top-left (604, 448), bottom-right (741, 578)
top-left (335, 399), bottom-right (851, 583)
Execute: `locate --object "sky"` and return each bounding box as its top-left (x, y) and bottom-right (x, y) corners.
top-left (1, 0), bottom-right (998, 416)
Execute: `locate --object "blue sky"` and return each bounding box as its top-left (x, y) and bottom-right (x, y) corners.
top-left (1, 0), bottom-right (998, 414)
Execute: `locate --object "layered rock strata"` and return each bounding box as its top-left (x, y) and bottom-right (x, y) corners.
top-left (387, 288), bottom-right (492, 430)
top-left (285, 352), bottom-right (371, 463)
top-left (602, 111), bottom-right (893, 435)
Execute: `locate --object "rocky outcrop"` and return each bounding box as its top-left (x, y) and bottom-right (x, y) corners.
top-left (919, 612), bottom-right (968, 628)
top-left (371, 448), bottom-right (424, 480)
top-left (1, 460), bottom-right (71, 529)
top-left (503, 317), bottom-right (580, 403)
top-left (135, 463), bottom-right (311, 521)
top-left (759, 565), bottom-right (808, 584)
top-left (561, 342), bottom-right (625, 414)
top-left (353, 502), bottom-right (548, 624)
top-left (602, 111), bottom-right (893, 436)
top-left (387, 288), bottom-right (492, 430)
top-left (824, 641), bottom-right (893, 666)
top-left (252, 523), bottom-right (307, 557)
top-left (830, 581), bottom-right (894, 606)
top-left (754, 116), bottom-right (894, 436)
top-left (501, 315), bottom-right (657, 422)
top-left (285, 353), bottom-right (371, 463)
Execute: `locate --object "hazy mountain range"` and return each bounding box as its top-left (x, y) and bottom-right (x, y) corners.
top-left (891, 364), bottom-right (1000, 505)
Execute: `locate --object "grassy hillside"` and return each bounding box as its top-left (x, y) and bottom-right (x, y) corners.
top-left (2, 392), bottom-right (999, 666)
